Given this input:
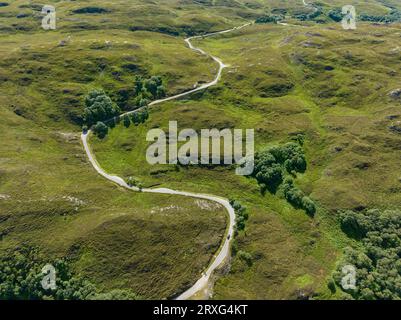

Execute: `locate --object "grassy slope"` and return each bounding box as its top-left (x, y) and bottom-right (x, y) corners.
top-left (90, 24), bottom-right (339, 299)
top-left (0, 71), bottom-right (228, 299)
top-left (0, 1), bottom-right (242, 299)
top-left (91, 20), bottom-right (401, 298)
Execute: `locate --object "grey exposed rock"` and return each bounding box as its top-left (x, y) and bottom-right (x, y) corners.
top-left (389, 121), bottom-right (401, 133)
top-left (389, 88), bottom-right (401, 99)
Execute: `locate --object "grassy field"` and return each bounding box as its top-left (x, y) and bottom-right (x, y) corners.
top-left (91, 21), bottom-right (401, 298)
top-left (0, 74), bottom-right (228, 299)
top-left (0, 1), bottom-right (236, 300)
top-left (1, 0), bottom-right (401, 300)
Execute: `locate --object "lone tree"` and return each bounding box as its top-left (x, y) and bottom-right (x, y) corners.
top-left (93, 121), bottom-right (108, 139)
top-left (83, 90), bottom-right (120, 126)
top-left (131, 112), bottom-right (140, 126)
top-left (134, 75), bottom-right (143, 95)
top-left (123, 114), bottom-right (131, 128)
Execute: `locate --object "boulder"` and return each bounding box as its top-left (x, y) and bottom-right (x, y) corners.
top-left (389, 88), bottom-right (401, 99)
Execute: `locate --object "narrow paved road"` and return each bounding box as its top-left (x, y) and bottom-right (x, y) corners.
top-left (81, 22), bottom-right (251, 300)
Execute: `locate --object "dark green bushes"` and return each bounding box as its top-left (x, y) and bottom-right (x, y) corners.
top-left (129, 26), bottom-right (180, 37)
top-left (334, 209), bottom-right (401, 300)
top-left (134, 75), bottom-right (166, 107)
top-left (327, 8), bottom-right (401, 24)
top-left (83, 78), bottom-right (154, 138)
top-left (255, 15), bottom-right (282, 24)
top-left (83, 90), bottom-right (120, 127)
top-left (93, 121), bottom-right (109, 139)
top-left (269, 142), bottom-right (307, 173)
top-left (83, 74), bottom-right (163, 129)
top-left (230, 200), bottom-right (248, 232)
top-left (360, 10), bottom-right (401, 23)
top-left (257, 81), bottom-right (294, 98)
top-left (328, 9), bottom-right (343, 22)
top-left (117, 75), bottom-right (166, 110)
top-left (282, 178), bottom-right (316, 216)
top-left (91, 108), bottom-right (149, 139)
top-left (296, 6), bottom-right (401, 24)
top-left (0, 246), bottom-right (138, 300)
top-left (293, 6), bottom-right (323, 21)
top-left (72, 7), bottom-right (110, 14)
top-left (253, 142), bottom-right (307, 192)
top-left (130, 108), bottom-right (149, 126)
top-left (123, 115), bottom-right (131, 128)
top-left (253, 140), bottom-right (316, 216)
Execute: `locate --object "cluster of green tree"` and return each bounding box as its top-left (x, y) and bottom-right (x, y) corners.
top-left (333, 209), bottom-right (401, 300)
top-left (92, 108), bottom-right (149, 139)
top-left (293, 6), bottom-right (323, 22)
top-left (129, 25), bottom-right (181, 37)
top-left (116, 75), bottom-right (166, 111)
top-left (92, 121), bottom-right (109, 139)
top-left (0, 246), bottom-right (139, 300)
top-left (252, 140), bottom-right (316, 216)
top-left (83, 90), bottom-right (120, 127)
top-left (230, 200), bottom-right (248, 232)
top-left (230, 201), bottom-right (253, 268)
top-left (255, 14), bottom-right (283, 24)
top-left (253, 142), bottom-right (307, 191)
top-left (327, 8), bottom-right (401, 23)
top-left (359, 9), bottom-right (401, 23)
top-left (327, 9), bottom-right (343, 22)
top-left (72, 6), bottom-right (110, 14)
top-left (134, 75), bottom-right (166, 108)
top-left (129, 24), bottom-right (226, 37)
top-left (282, 178), bottom-right (316, 216)
top-left (122, 108), bottom-right (150, 128)
top-left (82, 87), bottom-right (151, 139)
top-left (126, 176), bottom-right (143, 190)
top-left (257, 6), bottom-right (327, 24)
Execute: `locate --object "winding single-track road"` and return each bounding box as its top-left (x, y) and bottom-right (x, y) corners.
top-left (81, 22), bottom-right (252, 300)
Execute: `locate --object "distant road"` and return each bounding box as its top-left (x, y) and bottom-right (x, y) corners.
top-left (81, 22), bottom-right (252, 300)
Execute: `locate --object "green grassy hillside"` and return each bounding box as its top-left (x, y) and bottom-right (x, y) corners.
top-left (91, 21), bottom-right (401, 298)
top-left (0, 1), bottom-right (231, 300)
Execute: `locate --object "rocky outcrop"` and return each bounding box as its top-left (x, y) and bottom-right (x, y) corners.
top-left (389, 88), bottom-right (401, 100)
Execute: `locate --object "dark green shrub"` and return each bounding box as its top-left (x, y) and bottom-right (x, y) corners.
top-left (123, 115), bottom-right (131, 128)
top-left (230, 200), bottom-right (249, 232)
top-left (253, 142), bottom-right (315, 216)
top-left (128, 108), bottom-right (149, 127)
top-left (328, 9), bottom-right (343, 22)
top-left (335, 209), bottom-right (401, 300)
top-left (83, 90), bottom-right (120, 126)
top-left (0, 246), bottom-right (139, 300)
top-left (93, 121), bottom-right (108, 139)
top-left (237, 251), bottom-right (253, 267)
top-left (328, 279), bottom-right (336, 293)
top-left (282, 178), bottom-right (316, 216)
top-left (255, 163), bottom-right (283, 192)
top-left (72, 7), bottom-right (110, 14)
top-left (302, 196), bottom-right (316, 216)
top-left (255, 15), bottom-right (282, 24)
